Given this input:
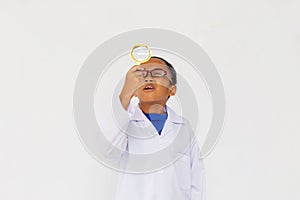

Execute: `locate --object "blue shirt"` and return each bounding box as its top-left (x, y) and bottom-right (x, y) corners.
top-left (144, 113), bottom-right (168, 135)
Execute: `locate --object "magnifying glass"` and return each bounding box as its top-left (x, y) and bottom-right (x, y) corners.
top-left (130, 44), bottom-right (152, 65)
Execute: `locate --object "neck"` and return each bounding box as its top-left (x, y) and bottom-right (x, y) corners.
top-left (139, 102), bottom-right (166, 114)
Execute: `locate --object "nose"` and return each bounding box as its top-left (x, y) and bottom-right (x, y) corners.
top-left (144, 77), bottom-right (153, 82)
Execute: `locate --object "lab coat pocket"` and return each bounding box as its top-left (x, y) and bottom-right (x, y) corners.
top-left (174, 153), bottom-right (191, 190)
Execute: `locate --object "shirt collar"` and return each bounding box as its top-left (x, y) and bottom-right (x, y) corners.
top-left (129, 103), bottom-right (183, 124)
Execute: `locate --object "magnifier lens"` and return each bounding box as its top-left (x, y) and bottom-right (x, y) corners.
top-left (132, 46), bottom-right (149, 61)
top-left (130, 44), bottom-right (151, 64)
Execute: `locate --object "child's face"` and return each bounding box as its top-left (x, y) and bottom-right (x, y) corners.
top-left (135, 58), bottom-right (176, 105)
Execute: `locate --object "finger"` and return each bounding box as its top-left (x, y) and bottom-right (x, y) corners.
top-left (133, 65), bottom-right (147, 72)
top-left (129, 65), bottom-right (143, 72)
top-left (132, 70), bottom-right (145, 77)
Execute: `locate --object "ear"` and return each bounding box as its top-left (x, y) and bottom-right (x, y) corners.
top-left (169, 85), bottom-right (177, 96)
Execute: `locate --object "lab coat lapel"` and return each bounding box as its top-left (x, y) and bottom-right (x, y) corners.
top-left (128, 103), bottom-right (184, 138)
top-left (128, 104), bottom-right (157, 139)
top-left (160, 105), bottom-right (184, 137)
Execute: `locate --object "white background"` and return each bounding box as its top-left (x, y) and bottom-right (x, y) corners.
top-left (1, 0), bottom-right (299, 199)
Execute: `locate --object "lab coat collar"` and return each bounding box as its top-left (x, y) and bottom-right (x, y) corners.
top-left (130, 103), bottom-right (184, 124)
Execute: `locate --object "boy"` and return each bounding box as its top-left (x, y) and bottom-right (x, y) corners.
top-left (108, 57), bottom-right (206, 200)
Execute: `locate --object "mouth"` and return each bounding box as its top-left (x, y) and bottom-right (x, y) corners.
top-left (143, 84), bottom-right (155, 92)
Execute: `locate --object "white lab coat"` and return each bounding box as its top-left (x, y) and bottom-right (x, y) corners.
top-left (104, 102), bottom-right (206, 200)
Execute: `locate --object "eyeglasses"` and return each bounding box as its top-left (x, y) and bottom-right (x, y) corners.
top-left (135, 68), bottom-right (168, 78)
top-left (134, 68), bottom-right (173, 84)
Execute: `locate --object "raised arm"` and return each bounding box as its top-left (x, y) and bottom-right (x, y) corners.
top-left (119, 65), bottom-right (145, 110)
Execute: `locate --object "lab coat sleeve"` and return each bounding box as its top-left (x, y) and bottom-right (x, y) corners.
top-left (190, 139), bottom-right (206, 200)
top-left (100, 99), bottom-right (134, 165)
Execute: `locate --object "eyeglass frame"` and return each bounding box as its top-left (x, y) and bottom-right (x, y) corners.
top-left (134, 68), bottom-right (173, 84)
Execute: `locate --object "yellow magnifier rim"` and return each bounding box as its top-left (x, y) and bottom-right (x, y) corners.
top-left (130, 43), bottom-right (152, 65)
